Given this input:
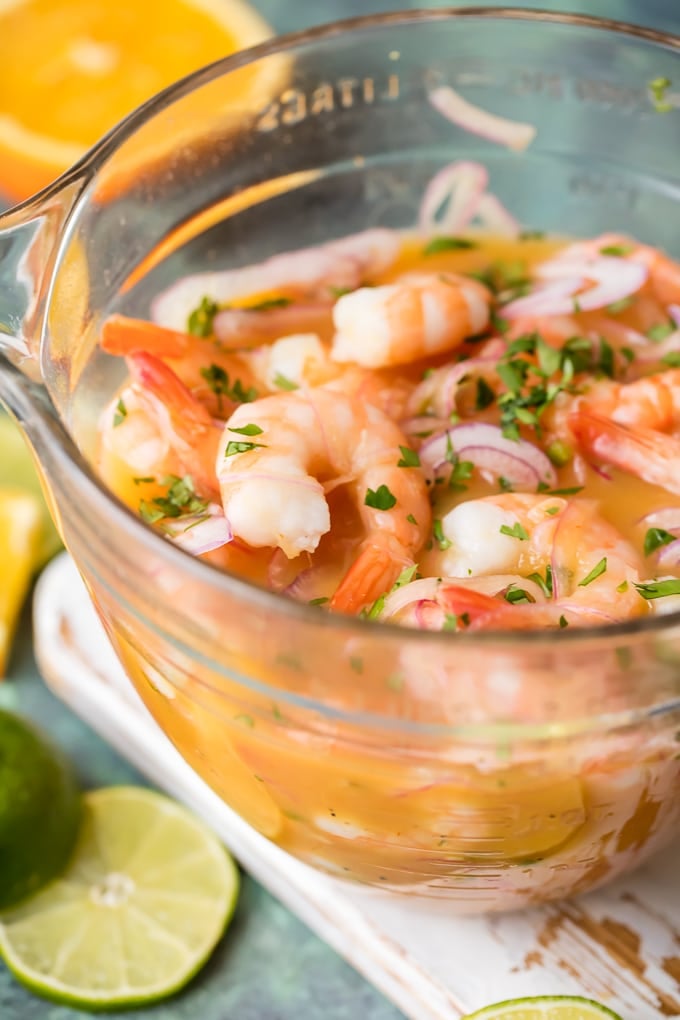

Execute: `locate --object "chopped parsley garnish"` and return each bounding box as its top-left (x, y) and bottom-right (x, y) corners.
top-left (424, 236), bottom-right (477, 256)
top-left (272, 372), bottom-right (299, 391)
top-left (139, 474), bottom-right (207, 524)
top-left (406, 513), bottom-right (418, 525)
top-left (599, 244), bottom-right (633, 256)
top-left (498, 476), bottom-right (514, 492)
top-left (661, 352), bottom-right (680, 368)
top-left (228, 423), bottom-right (263, 436)
top-left (635, 579), bottom-right (680, 600)
top-left (364, 484), bottom-right (397, 510)
top-left (132, 476), bottom-right (154, 485)
top-left (519, 230), bottom-right (545, 240)
top-left (617, 580), bottom-right (629, 593)
top-left (644, 527), bottom-right (676, 556)
top-left (442, 613), bottom-right (459, 631)
top-left (578, 557), bottom-right (607, 587)
top-left (475, 377), bottom-right (495, 410)
top-left (607, 296), bottom-right (634, 315)
top-left (647, 322), bottom-right (675, 342)
top-left (527, 567), bottom-right (553, 598)
top-left (393, 564), bottom-right (418, 588)
top-left (330, 285), bottom-right (353, 299)
top-left (504, 585), bottom-right (535, 605)
top-left (544, 505), bottom-right (561, 516)
top-left (112, 398), bottom-right (127, 428)
top-left (648, 76), bottom-right (673, 113)
top-left (397, 445), bottom-right (420, 468)
top-left (542, 485), bottom-right (584, 496)
top-left (499, 522), bottom-right (529, 541)
top-left (200, 363), bottom-right (258, 407)
top-left (188, 296), bottom-right (219, 337)
top-left (621, 346), bottom-right (636, 364)
top-left (224, 440), bottom-right (266, 457)
top-left (247, 296), bottom-right (292, 311)
top-left (558, 615), bottom-right (569, 628)
top-left (449, 458), bottom-right (474, 491)
top-left (309, 596), bottom-right (329, 606)
top-left (433, 519), bottom-right (451, 550)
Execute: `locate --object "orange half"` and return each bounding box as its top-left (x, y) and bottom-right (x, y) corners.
top-left (0, 0), bottom-right (274, 201)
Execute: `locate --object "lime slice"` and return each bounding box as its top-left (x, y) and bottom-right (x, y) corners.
top-left (0, 708), bottom-right (81, 908)
top-left (463, 997), bottom-right (623, 1020)
top-left (0, 787), bottom-right (239, 1009)
top-left (0, 414), bottom-right (62, 567)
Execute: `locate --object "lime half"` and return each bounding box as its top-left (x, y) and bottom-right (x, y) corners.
top-left (0, 787), bottom-right (239, 1009)
top-left (463, 998), bottom-right (623, 1020)
top-left (0, 708), bottom-right (81, 908)
top-left (0, 414), bottom-right (62, 567)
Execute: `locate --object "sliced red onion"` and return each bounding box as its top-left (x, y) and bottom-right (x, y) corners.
top-left (400, 414), bottom-right (450, 443)
top-left (474, 193), bottom-right (521, 238)
top-left (429, 86), bottom-right (537, 152)
top-left (669, 304), bottom-right (680, 328)
top-left (637, 507), bottom-right (680, 533)
top-left (163, 504), bottom-right (232, 555)
top-left (414, 600), bottom-right (446, 629)
top-left (382, 574), bottom-right (549, 628)
top-left (212, 303), bottom-right (331, 349)
top-left (588, 461), bottom-right (613, 482)
top-left (406, 340), bottom-right (505, 419)
top-left (509, 256), bottom-right (648, 320)
top-left (283, 568), bottom-right (326, 602)
top-left (151, 230), bottom-right (399, 331)
top-left (634, 329), bottom-right (680, 362)
top-left (419, 423), bottom-right (557, 488)
top-left (656, 540), bottom-right (680, 569)
top-left (418, 161), bottom-right (488, 232)
top-left (381, 577), bottom-right (441, 619)
top-left (501, 276), bottom-right (585, 319)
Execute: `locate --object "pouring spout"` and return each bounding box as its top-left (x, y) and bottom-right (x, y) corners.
top-left (0, 175), bottom-right (86, 383)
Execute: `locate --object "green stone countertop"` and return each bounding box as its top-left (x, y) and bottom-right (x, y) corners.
top-left (1, 1), bottom-right (678, 1018)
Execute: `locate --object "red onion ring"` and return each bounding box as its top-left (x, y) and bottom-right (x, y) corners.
top-left (429, 86), bottom-right (537, 152)
top-left (419, 423), bottom-right (557, 488)
top-left (163, 504), bottom-right (232, 555)
top-left (637, 507), bottom-right (680, 533)
top-left (212, 303), bottom-right (331, 349)
top-left (669, 304), bottom-right (680, 328)
top-left (474, 193), bottom-right (521, 238)
top-left (656, 540), bottom-right (680, 569)
top-left (418, 161), bottom-right (488, 232)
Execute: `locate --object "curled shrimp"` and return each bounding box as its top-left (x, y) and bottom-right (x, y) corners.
top-left (330, 271), bottom-right (491, 368)
top-left (416, 493), bottom-right (645, 629)
top-left (569, 369), bottom-right (680, 495)
top-left (217, 389), bottom-right (431, 607)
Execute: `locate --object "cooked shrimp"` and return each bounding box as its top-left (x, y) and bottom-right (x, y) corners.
top-left (217, 389), bottom-right (431, 606)
top-left (569, 369), bottom-right (680, 495)
top-left (331, 271), bottom-right (491, 368)
top-left (419, 493), bottom-right (644, 629)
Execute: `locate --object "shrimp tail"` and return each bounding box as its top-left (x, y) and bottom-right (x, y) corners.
top-left (569, 410), bottom-right (680, 496)
top-left (331, 539), bottom-right (411, 614)
top-left (102, 314), bottom-right (190, 358)
top-left (128, 351), bottom-right (220, 495)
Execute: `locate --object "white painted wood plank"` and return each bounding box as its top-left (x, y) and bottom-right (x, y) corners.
top-left (33, 554), bottom-right (680, 1020)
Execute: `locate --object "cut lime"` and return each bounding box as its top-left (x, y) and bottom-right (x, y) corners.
top-left (463, 997), bottom-right (623, 1020)
top-left (0, 414), bottom-right (62, 567)
top-left (0, 490), bottom-right (43, 675)
top-left (0, 708), bottom-right (81, 908)
top-left (0, 786), bottom-right (239, 1009)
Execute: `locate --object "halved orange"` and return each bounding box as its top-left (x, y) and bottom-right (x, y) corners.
top-left (0, 0), bottom-right (274, 202)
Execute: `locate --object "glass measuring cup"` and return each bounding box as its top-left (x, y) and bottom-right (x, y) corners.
top-left (1, 10), bottom-right (679, 910)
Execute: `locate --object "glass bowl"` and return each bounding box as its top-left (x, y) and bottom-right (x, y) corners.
top-left (1, 9), bottom-right (679, 912)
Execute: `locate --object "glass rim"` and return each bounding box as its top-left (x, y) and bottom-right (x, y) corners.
top-left (23, 5), bottom-right (680, 735)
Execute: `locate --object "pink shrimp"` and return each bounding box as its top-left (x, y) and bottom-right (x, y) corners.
top-left (330, 271), bottom-right (491, 368)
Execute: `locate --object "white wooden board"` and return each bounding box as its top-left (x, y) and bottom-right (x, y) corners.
top-left (33, 554), bottom-right (680, 1020)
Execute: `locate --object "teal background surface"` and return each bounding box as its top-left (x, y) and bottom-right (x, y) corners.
top-left (1, 2), bottom-right (678, 1018)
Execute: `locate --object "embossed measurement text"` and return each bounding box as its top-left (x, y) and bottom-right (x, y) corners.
top-left (256, 74), bottom-right (400, 132)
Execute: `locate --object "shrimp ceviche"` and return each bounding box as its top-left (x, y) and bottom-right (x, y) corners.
top-left (98, 223), bottom-right (680, 635)
top-left (92, 160), bottom-right (680, 906)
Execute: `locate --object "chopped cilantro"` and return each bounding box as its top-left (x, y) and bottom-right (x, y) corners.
top-left (644, 527), bottom-right (676, 556)
top-left (498, 476), bottom-right (514, 492)
top-left (132, 476), bottom-right (154, 485)
top-left (365, 594), bottom-right (386, 619)
top-left (616, 580), bottom-right (629, 593)
top-left (200, 363), bottom-right (258, 407)
top-left (519, 230), bottom-right (545, 240)
top-left (544, 485), bottom-right (584, 496)
top-left (309, 597), bottom-right (329, 606)
top-left (442, 613), bottom-right (459, 631)
top-left (500, 522), bottom-right (529, 541)
top-left (247, 296), bottom-right (292, 311)
top-left (527, 567), bottom-right (553, 598)
top-left (647, 322), bottom-right (675, 342)
top-left (578, 557), bottom-right (607, 587)
top-left (504, 585), bottom-right (535, 605)
top-left (621, 346), bottom-right (636, 364)
top-left (112, 398), bottom-right (127, 428)
top-left (433, 519), bottom-right (451, 550)
top-left (397, 445), bottom-right (420, 468)
top-left (599, 244), bottom-right (633, 256)
top-left (228, 423), bottom-right (264, 436)
top-left (597, 337), bottom-right (615, 378)
top-left (365, 484), bottom-right (397, 510)
top-left (272, 372), bottom-right (299, 391)
top-left (475, 377), bottom-right (495, 410)
top-left (544, 505), bottom-right (561, 516)
top-left (330, 285), bottom-right (353, 299)
top-left (393, 564), bottom-right (418, 588)
top-left (224, 440), bottom-right (266, 457)
top-left (139, 502), bottom-right (165, 524)
top-left (558, 615), bottom-right (569, 628)
top-left (648, 76), bottom-right (673, 113)
top-left (187, 296), bottom-right (219, 337)
top-left (406, 513), bottom-right (418, 525)
top-left (635, 578), bottom-right (680, 600)
top-left (424, 236), bottom-right (477, 255)
top-left (607, 296), bottom-right (634, 315)
top-left (661, 352), bottom-right (680, 368)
